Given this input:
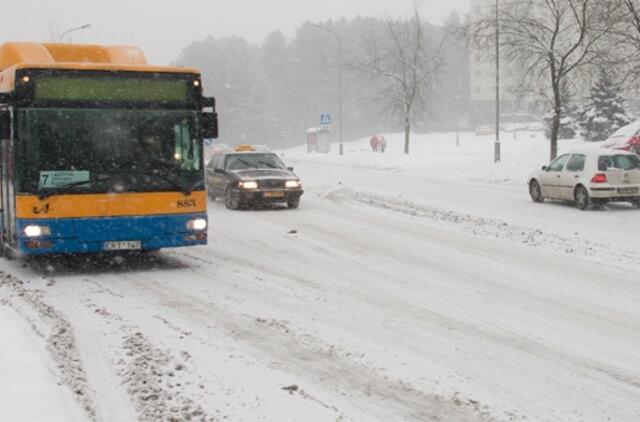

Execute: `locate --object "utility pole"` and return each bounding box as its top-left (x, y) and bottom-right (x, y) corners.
top-left (495, 0), bottom-right (501, 163)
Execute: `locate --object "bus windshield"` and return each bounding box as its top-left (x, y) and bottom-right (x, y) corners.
top-left (16, 108), bottom-right (203, 194)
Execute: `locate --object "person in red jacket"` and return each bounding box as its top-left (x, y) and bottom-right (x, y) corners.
top-left (370, 135), bottom-right (379, 152)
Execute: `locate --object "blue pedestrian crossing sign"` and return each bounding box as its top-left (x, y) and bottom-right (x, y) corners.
top-left (320, 113), bottom-right (332, 127)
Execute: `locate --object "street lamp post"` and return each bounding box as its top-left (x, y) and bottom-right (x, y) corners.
top-left (495, 0), bottom-right (501, 163)
top-left (313, 24), bottom-right (343, 155)
top-left (454, 94), bottom-right (461, 147)
top-left (58, 24), bottom-right (92, 43)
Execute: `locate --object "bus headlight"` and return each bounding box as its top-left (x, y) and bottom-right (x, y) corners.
top-left (239, 181), bottom-right (258, 190)
top-left (285, 180), bottom-right (301, 188)
top-left (24, 225), bottom-right (51, 237)
top-left (187, 218), bottom-right (207, 231)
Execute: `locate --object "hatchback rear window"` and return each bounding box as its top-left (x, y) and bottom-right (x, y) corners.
top-left (598, 154), bottom-right (640, 171)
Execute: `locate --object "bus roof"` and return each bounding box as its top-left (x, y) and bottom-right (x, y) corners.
top-left (0, 42), bottom-right (200, 93)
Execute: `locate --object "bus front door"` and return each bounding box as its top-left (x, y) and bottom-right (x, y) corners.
top-left (0, 107), bottom-right (13, 252)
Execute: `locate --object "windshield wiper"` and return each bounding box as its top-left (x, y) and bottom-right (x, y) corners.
top-left (232, 158), bottom-right (254, 169)
top-left (37, 180), bottom-right (91, 200)
top-left (149, 169), bottom-right (197, 195)
top-left (121, 169), bottom-right (200, 196)
top-left (256, 161), bottom-right (279, 169)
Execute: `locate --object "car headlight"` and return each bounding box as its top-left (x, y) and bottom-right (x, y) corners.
top-left (239, 181), bottom-right (259, 190)
top-left (24, 225), bottom-right (51, 237)
top-left (285, 180), bottom-right (301, 188)
top-left (186, 218), bottom-right (207, 231)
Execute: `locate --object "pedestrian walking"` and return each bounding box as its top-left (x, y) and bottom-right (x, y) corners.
top-left (370, 135), bottom-right (379, 152)
top-left (379, 135), bottom-right (387, 153)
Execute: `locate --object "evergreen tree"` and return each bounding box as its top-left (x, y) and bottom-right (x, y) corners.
top-left (577, 69), bottom-right (634, 142)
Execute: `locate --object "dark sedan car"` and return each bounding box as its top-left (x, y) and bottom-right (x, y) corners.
top-left (206, 146), bottom-right (303, 209)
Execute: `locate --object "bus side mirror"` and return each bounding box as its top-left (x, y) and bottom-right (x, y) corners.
top-left (0, 110), bottom-right (10, 140)
top-left (202, 112), bottom-right (218, 139)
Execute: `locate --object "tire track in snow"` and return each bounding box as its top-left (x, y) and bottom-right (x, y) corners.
top-left (109, 277), bottom-right (507, 422)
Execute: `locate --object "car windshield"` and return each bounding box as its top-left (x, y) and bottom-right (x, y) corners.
top-left (16, 108), bottom-right (203, 194)
top-left (598, 154), bottom-right (640, 171)
top-left (224, 153), bottom-right (286, 170)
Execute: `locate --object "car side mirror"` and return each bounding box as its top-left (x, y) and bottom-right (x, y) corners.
top-left (541, 165), bottom-right (548, 171)
top-left (0, 110), bottom-right (10, 140)
top-left (287, 166), bottom-right (294, 172)
top-left (202, 112), bottom-right (218, 139)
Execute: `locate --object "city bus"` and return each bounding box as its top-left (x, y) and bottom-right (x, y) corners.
top-left (0, 42), bottom-right (218, 256)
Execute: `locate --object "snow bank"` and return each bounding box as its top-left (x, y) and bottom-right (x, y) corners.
top-left (0, 305), bottom-right (87, 422)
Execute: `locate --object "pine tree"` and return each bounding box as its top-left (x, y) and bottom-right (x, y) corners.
top-left (577, 69), bottom-right (634, 142)
top-left (545, 82), bottom-right (577, 140)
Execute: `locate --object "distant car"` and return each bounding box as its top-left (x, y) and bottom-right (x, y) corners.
top-left (474, 125), bottom-right (495, 136)
top-left (603, 121), bottom-right (640, 154)
top-left (206, 145), bottom-right (303, 209)
top-left (528, 149), bottom-right (640, 210)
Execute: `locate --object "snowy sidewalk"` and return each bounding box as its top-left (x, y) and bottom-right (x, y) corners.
top-left (0, 306), bottom-right (87, 422)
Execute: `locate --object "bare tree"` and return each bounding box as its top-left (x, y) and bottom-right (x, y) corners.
top-left (473, 0), bottom-right (620, 160)
top-left (608, 0), bottom-right (640, 86)
top-left (361, 7), bottom-right (445, 154)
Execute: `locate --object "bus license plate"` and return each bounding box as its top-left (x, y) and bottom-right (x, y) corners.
top-left (104, 241), bottom-right (142, 251)
top-left (264, 191), bottom-right (285, 198)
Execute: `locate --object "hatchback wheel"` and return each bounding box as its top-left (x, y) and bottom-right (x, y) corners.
top-left (529, 180), bottom-right (544, 203)
top-left (574, 186), bottom-right (590, 210)
top-left (287, 199), bottom-right (300, 209)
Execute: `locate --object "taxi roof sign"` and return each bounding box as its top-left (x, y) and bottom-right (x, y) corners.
top-left (235, 144), bottom-right (254, 151)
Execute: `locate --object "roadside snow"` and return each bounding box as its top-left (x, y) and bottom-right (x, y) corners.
top-left (0, 304), bottom-right (88, 422)
top-left (283, 130), bottom-right (602, 187)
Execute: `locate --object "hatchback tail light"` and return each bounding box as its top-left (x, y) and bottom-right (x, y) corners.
top-left (591, 173), bottom-right (608, 183)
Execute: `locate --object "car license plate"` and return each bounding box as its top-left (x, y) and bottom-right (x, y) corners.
top-left (618, 187), bottom-right (639, 194)
top-left (104, 241), bottom-right (142, 251)
top-left (263, 191), bottom-right (285, 198)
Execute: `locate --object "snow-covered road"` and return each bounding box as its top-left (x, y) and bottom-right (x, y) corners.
top-left (1, 133), bottom-right (639, 421)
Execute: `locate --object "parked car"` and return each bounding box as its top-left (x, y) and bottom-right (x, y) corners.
top-left (206, 145), bottom-right (303, 209)
top-left (603, 121), bottom-right (640, 154)
top-left (474, 125), bottom-right (495, 136)
top-left (528, 149), bottom-right (640, 210)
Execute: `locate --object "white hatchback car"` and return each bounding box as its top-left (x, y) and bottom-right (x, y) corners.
top-left (528, 149), bottom-right (640, 210)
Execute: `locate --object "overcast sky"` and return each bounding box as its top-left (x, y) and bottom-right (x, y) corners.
top-left (2, 0), bottom-right (470, 65)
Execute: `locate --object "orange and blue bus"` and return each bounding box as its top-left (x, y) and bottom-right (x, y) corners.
top-left (0, 42), bottom-right (217, 256)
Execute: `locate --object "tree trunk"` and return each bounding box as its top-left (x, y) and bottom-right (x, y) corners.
top-left (549, 81), bottom-right (561, 161)
top-left (550, 110), bottom-right (560, 161)
top-left (404, 115), bottom-right (411, 154)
